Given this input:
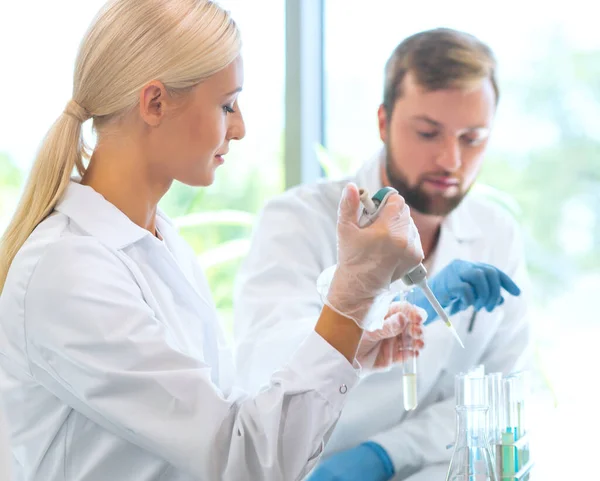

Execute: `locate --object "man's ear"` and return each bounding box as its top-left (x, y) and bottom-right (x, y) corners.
top-left (377, 104), bottom-right (389, 143)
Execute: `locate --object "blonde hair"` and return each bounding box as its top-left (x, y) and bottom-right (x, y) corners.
top-left (383, 28), bottom-right (498, 117)
top-left (0, 0), bottom-right (241, 291)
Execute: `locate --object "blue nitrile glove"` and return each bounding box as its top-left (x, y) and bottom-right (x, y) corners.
top-left (405, 259), bottom-right (521, 325)
top-left (307, 442), bottom-right (395, 481)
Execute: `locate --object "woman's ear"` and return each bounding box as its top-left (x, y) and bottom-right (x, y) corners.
top-left (139, 81), bottom-right (168, 127)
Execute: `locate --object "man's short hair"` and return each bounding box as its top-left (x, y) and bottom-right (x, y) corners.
top-left (383, 28), bottom-right (498, 116)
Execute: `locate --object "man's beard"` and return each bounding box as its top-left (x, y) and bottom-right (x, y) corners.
top-left (384, 149), bottom-right (470, 217)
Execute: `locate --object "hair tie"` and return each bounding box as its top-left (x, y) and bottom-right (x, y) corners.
top-left (64, 99), bottom-right (91, 122)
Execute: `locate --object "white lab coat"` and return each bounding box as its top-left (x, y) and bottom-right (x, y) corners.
top-left (0, 181), bottom-right (360, 481)
top-left (0, 402), bottom-right (11, 481)
top-left (234, 149), bottom-right (532, 480)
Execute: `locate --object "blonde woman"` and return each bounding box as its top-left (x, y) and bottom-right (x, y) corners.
top-left (0, 1), bottom-right (425, 480)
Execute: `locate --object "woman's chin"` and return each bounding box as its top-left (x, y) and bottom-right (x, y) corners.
top-left (178, 171), bottom-right (214, 188)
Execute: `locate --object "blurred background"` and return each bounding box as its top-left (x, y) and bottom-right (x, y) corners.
top-left (0, 0), bottom-right (598, 477)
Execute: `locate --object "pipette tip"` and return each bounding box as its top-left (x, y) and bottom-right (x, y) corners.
top-left (446, 322), bottom-right (465, 349)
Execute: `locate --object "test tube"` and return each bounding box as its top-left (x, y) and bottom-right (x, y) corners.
top-left (400, 321), bottom-right (418, 411)
top-left (503, 377), bottom-right (518, 437)
top-left (507, 371), bottom-right (531, 475)
top-left (402, 358), bottom-right (418, 410)
top-left (469, 364), bottom-right (486, 377)
top-left (486, 372), bottom-right (505, 446)
top-left (510, 371), bottom-right (530, 439)
top-left (501, 376), bottom-right (520, 479)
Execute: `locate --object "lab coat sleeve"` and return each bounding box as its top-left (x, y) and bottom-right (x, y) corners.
top-left (234, 191), bottom-right (337, 392)
top-left (23, 237), bottom-right (358, 481)
top-left (369, 221), bottom-right (532, 478)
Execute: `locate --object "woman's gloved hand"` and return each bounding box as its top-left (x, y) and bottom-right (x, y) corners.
top-left (356, 301), bottom-right (425, 371)
top-left (323, 183), bottom-right (424, 328)
top-left (407, 259), bottom-right (521, 325)
top-left (306, 442), bottom-right (395, 481)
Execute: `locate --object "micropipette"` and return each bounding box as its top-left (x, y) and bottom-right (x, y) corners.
top-left (358, 187), bottom-right (465, 349)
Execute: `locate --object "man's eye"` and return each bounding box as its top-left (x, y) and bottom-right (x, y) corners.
top-left (418, 131), bottom-right (438, 139)
top-left (462, 135), bottom-right (485, 146)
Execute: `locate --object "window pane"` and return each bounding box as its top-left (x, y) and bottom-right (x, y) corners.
top-left (0, 1), bottom-right (108, 222)
top-left (0, 1), bottom-right (285, 335)
top-left (325, 1), bottom-right (599, 476)
top-left (162, 0), bottom-right (285, 333)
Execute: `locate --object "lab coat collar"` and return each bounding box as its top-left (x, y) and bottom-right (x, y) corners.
top-left (355, 148), bottom-right (483, 242)
top-left (55, 181), bottom-right (170, 250)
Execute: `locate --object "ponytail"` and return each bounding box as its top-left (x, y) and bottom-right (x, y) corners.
top-left (0, 100), bottom-right (90, 291)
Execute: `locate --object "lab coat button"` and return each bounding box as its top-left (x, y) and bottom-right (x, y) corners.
top-left (339, 384), bottom-right (348, 394)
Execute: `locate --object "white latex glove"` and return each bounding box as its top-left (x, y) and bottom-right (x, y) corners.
top-left (322, 183), bottom-right (424, 328)
top-left (356, 301), bottom-right (425, 371)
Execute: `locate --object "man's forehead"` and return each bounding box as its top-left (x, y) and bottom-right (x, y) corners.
top-left (399, 71), bottom-right (495, 103)
top-left (410, 114), bottom-right (491, 132)
top-left (393, 79), bottom-right (496, 129)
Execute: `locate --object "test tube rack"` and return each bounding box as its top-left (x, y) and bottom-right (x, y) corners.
top-left (493, 431), bottom-right (534, 480)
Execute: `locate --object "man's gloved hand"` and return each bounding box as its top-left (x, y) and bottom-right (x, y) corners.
top-left (406, 259), bottom-right (521, 325)
top-left (307, 442), bottom-right (395, 481)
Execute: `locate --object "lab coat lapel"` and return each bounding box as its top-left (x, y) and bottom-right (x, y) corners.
top-left (151, 215), bottom-right (223, 384)
top-left (156, 213), bottom-right (218, 309)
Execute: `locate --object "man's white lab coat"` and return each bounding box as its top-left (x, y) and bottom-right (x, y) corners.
top-left (0, 181), bottom-right (359, 481)
top-left (234, 150), bottom-right (531, 480)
